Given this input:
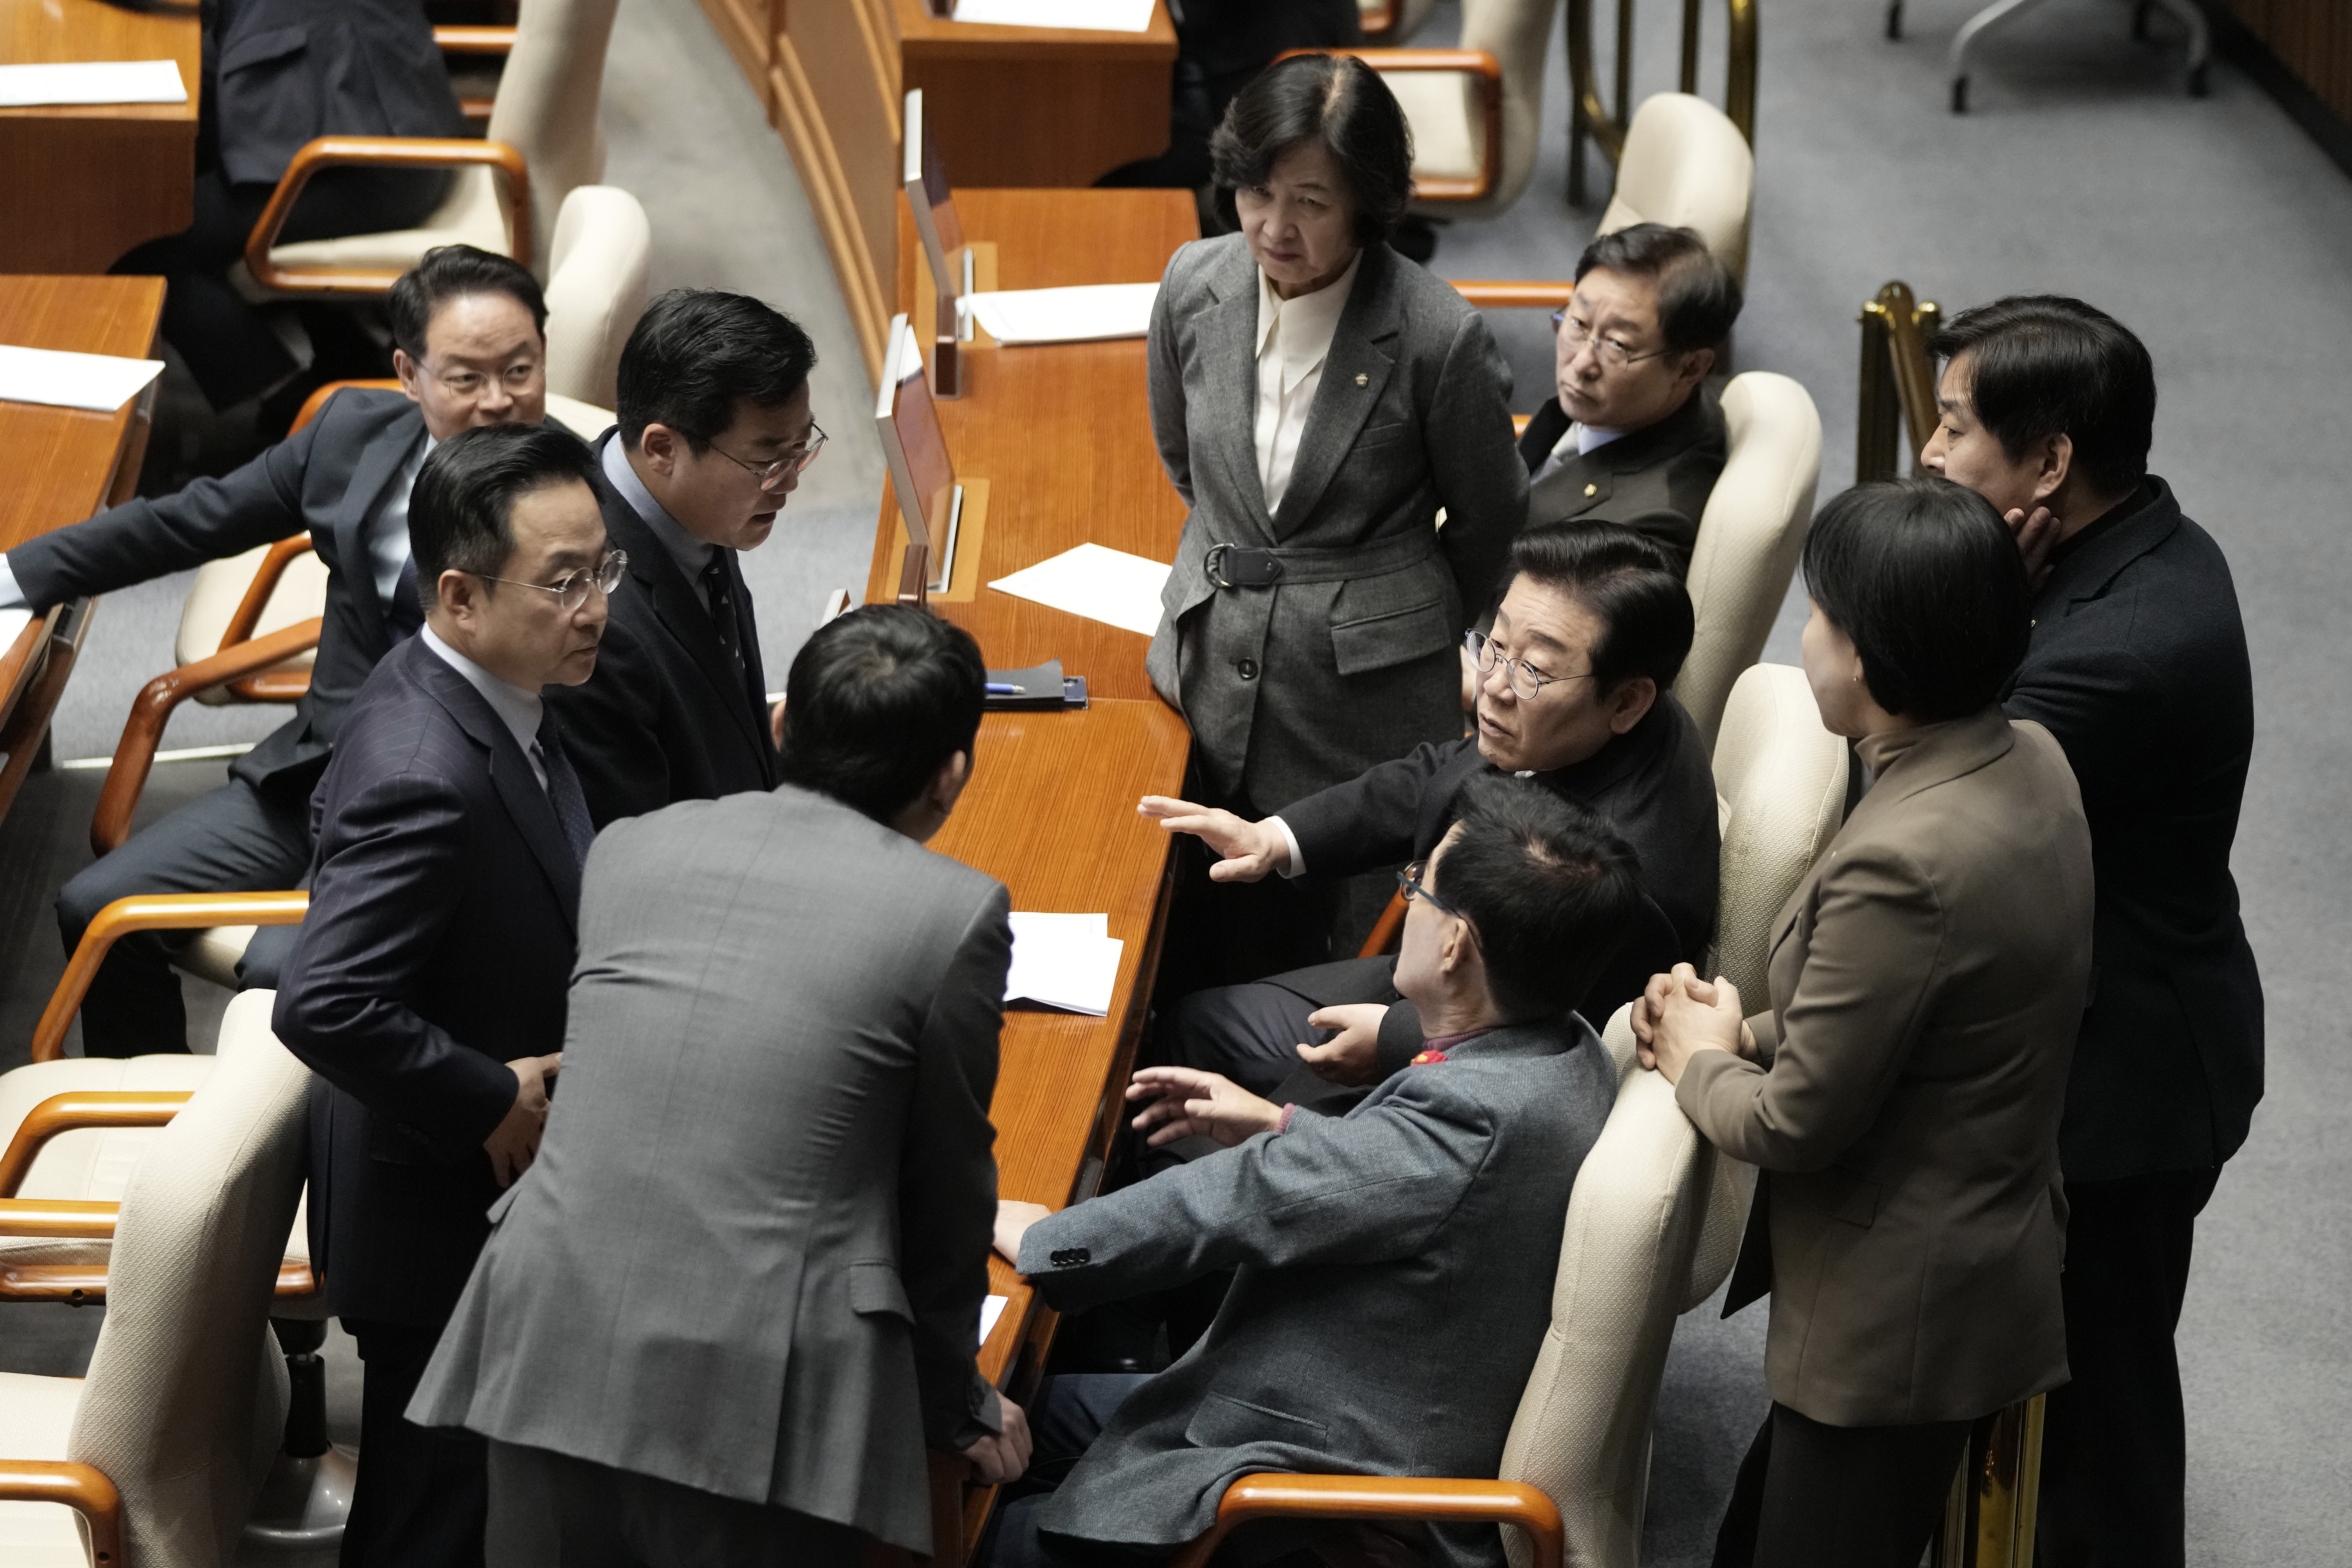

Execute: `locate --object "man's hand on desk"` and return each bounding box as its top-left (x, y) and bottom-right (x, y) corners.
top-left (959, 1395), bottom-right (1033, 1485)
top-left (1296, 1003), bottom-right (1389, 1086)
top-left (484, 1052), bottom-right (562, 1188)
top-left (1137, 796), bottom-right (1285, 882)
top-left (1126, 1066), bottom-right (1282, 1147)
top-left (995, 1199), bottom-right (1053, 1266)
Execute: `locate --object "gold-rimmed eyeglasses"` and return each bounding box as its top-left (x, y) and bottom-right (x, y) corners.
top-left (708, 423), bottom-right (829, 493)
top-left (476, 548), bottom-right (628, 611)
top-left (1464, 629), bottom-right (1598, 701)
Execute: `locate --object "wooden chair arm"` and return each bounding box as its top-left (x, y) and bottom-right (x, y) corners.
top-left (244, 136), bottom-right (531, 296)
top-left (1358, 888), bottom-right (1408, 959)
top-left (31, 893), bottom-right (310, 1063)
top-left (1280, 48), bottom-right (1503, 199)
top-left (219, 536), bottom-right (319, 652)
top-left (289, 378), bottom-right (400, 436)
top-left (1451, 280), bottom-right (1577, 310)
top-left (91, 619), bottom-right (324, 857)
top-left (0, 1460), bottom-right (124, 1565)
top-left (0, 1198), bottom-right (118, 1240)
top-left (432, 24), bottom-right (517, 54)
top-left (1166, 1474), bottom-right (1562, 1568)
top-left (0, 1092), bottom-right (191, 1199)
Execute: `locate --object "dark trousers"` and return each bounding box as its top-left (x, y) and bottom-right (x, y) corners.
top-left (112, 165), bottom-right (448, 409)
top-left (983, 1375), bottom-right (1160, 1568)
top-left (1161, 968), bottom-right (1372, 1100)
top-left (57, 776), bottom-right (312, 1056)
top-left (343, 1318), bottom-right (488, 1568)
top-left (485, 1439), bottom-right (861, 1568)
top-left (1711, 1402), bottom-right (1969, 1568)
top-left (2034, 1167), bottom-right (2221, 1568)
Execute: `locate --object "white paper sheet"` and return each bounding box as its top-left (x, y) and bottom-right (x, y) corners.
top-left (952, 0), bottom-right (1153, 32)
top-left (0, 345), bottom-right (166, 413)
top-left (1006, 912), bottom-right (1124, 1017)
top-left (980, 1294), bottom-right (1009, 1346)
top-left (0, 609), bottom-right (33, 656)
top-left (987, 543), bottom-right (1170, 638)
top-left (967, 283), bottom-right (1159, 345)
top-left (0, 60), bottom-right (187, 107)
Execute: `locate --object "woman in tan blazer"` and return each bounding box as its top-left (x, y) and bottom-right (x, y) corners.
top-left (1637, 478), bottom-right (2095, 1568)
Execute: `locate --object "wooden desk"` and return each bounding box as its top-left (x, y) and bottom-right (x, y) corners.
top-left (0, 275), bottom-right (164, 818)
top-left (867, 188), bottom-right (1196, 701)
top-left (0, 0), bottom-right (200, 274)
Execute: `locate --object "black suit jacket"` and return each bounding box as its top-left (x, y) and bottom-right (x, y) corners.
top-left (273, 635), bottom-right (580, 1327)
top-left (11, 389), bottom-right (575, 802)
top-left (2002, 477), bottom-right (2262, 1179)
top-left (540, 433), bottom-right (779, 827)
top-left (1518, 388), bottom-right (1728, 577)
top-left (207, 0), bottom-right (467, 186)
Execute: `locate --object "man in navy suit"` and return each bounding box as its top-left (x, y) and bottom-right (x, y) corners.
top-left (3, 245), bottom-right (564, 1056)
top-left (274, 423), bottom-right (619, 1568)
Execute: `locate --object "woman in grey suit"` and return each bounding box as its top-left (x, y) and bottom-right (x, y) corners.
top-left (1638, 480), bottom-right (2096, 1568)
top-left (1146, 53), bottom-right (1525, 980)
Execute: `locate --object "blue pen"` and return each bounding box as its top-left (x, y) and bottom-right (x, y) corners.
top-left (984, 682), bottom-right (1023, 695)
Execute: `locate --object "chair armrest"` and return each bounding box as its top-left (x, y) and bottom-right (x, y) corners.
top-left (32, 893), bottom-right (309, 1063)
top-left (216, 534), bottom-right (322, 704)
top-left (0, 1198), bottom-right (118, 1240)
top-left (0, 1461), bottom-right (123, 1566)
top-left (91, 619), bottom-right (324, 857)
top-left (1166, 1474), bottom-right (1562, 1568)
top-left (1451, 280), bottom-right (1577, 310)
top-left (433, 24), bottom-right (517, 55)
top-left (1357, 889), bottom-right (1407, 959)
top-left (244, 136), bottom-right (531, 296)
top-left (1281, 47), bottom-right (1502, 199)
top-left (289, 378), bottom-right (401, 436)
top-left (0, 1092), bottom-right (191, 1199)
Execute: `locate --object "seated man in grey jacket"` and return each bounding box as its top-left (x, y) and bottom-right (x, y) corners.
top-left (986, 779), bottom-right (1642, 1568)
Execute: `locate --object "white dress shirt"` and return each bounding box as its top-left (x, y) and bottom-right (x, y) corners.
top-left (420, 623), bottom-right (548, 790)
top-left (601, 436), bottom-right (715, 608)
top-left (1531, 418), bottom-right (1625, 484)
top-left (1252, 251), bottom-right (1363, 514)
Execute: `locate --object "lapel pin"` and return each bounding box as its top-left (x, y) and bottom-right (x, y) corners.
top-left (1354, 373), bottom-right (1368, 387)
top-left (1584, 482), bottom-right (1598, 497)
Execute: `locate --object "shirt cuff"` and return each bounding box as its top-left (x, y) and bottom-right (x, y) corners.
top-left (0, 557), bottom-right (29, 612)
top-left (1268, 815), bottom-right (1306, 879)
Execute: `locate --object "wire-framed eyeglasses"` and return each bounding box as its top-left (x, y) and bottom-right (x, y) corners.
top-left (1549, 308), bottom-right (1672, 371)
top-left (1397, 861), bottom-right (1478, 941)
top-left (476, 548), bottom-right (628, 611)
top-left (708, 423), bottom-right (829, 493)
top-left (1464, 629), bottom-right (1598, 701)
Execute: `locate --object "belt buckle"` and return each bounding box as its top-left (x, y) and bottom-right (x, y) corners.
top-left (1205, 543), bottom-right (1281, 589)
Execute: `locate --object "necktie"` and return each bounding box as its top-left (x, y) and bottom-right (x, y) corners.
top-left (533, 713), bottom-right (596, 867)
top-left (699, 553), bottom-right (743, 671)
top-left (385, 557), bottom-right (425, 643)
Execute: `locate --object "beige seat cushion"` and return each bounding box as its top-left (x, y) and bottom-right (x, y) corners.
top-left (543, 186), bottom-right (651, 409)
top-left (1597, 91), bottom-right (1755, 282)
top-left (1703, 663), bottom-right (1849, 1007)
top-left (545, 393), bottom-right (618, 441)
top-left (0, 1371), bottom-right (90, 1567)
top-left (174, 548), bottom-right (328, 705)
top-left (1381, 68), bottom-right (1489, 184)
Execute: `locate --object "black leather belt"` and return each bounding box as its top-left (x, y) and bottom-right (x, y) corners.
top-left (1204, 543), bottom-right (1284, 588)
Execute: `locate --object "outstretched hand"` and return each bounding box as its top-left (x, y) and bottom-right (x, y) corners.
top-left (1126, 1065), bottom-right (1284, 1147)
top-left (1137, 797), bottom-right (1286, 882)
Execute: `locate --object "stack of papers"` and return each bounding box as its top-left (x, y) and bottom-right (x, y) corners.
top-left (0, 345), bottom-right (167, 413)
top-left (967, 283), bottom-right (1159, 345)
top-left (952, 0), bottom-right (1154, 32)
top-left (0, 61), bottom-right (187, 107)
top-left (1006, 912), bottom-right (1124, 1017)
top-left (988, 543), bottom-right (1170, 638)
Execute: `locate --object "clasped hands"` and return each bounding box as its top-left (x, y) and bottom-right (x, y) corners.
top-left (1629, 964), bottom-right (1756, 1085)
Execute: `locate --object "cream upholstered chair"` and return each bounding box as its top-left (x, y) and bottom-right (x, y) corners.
top-left (0, 992), bottom-right (309, 1567)
top-left (541, 185), bottom-right (652, 411)
top-left (245, 0), bottom-right (622, 292)
top-left (1673, 373), bottom-right (1823, 751)
top-left (1596, 93), bottom-right (1754, 283)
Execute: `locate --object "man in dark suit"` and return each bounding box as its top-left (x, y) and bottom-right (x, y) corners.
top-left (1521, 223), bottom-right (1741, 577)
top-left (273, 424), bottom-right (617, 1568)
top-left (1142, 523), bottom-right (1717, 1103)
top-left (6, 246), bottom-right (561, 1058)
top-left (1923, 295), bottom-right (2262, 1568)
top-left (113, 0), bottom-right (470, 412)
top-left (984, 782), bottom-right (1641, 1568)
top-left (544, 289), bottom-right (822, 825)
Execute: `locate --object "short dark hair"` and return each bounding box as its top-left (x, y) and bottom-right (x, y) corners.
top-left (388, 245), bottom-right (548, 362)
top-left (1575, 223), bottom-right (1743, 356)
top-left (1927, 295), bottom-right (2156, 498)
top-left (616, 289), bottom-right (818, 452)
top-left (1502, 522), bottom-right (1695, 693)
top-left (1434, 775), bottom-right (1645, 1021)
top-left (776, 606), bottom-right (987, 822)
top-left (1210, 53), bottom-right (1413, 247)
top-left (1802, 479), bottom-right (2031, 723)
top-left (409, 425), bottom-right (598, 611)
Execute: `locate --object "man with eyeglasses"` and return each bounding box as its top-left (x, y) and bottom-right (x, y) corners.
top-left (4, 243), bottom-right (570, 1057)
top-left (274, 423), bottom-right (614, 1568)
top-left (545, 288), bottom-right (826, 825)
top-left (1523, 223), bottom-right (1742, 578)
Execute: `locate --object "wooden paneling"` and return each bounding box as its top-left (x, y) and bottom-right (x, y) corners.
top-left (867, 189), bottom-right (1198, 698)
top-left (2229, 1), bottom-right (2352, 122)
top-left (773, 0), bottom-right (902, 380)
top-left (0, 0), bottom-right (200, 274)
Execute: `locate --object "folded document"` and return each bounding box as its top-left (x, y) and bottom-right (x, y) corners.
top-left (0, 345), bottom-right (167, 413)
top-left (1006, 912), bottom-right (1123, 1017)
top-left (0, 61), bottom-right (187, 107)
top-left (966, 284), bottom-right (1158, 345)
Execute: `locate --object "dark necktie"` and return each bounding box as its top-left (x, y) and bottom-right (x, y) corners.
top-left (532, 712), bottom-right (596, 867)
top-left (700, 553), bottom-right (743, 671)
top-left (385, 556), bottom-right (425, 643)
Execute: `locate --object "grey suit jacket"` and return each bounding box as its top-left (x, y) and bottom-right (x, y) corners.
top-left (409, 786), bottom-right (1011, 1554)
top-left (1678, 710), bottom-right (2093, 1426)
top-left (1020, 1016), bottom-right (1614, 1568)
top-left (1518, 390), bottom-right (1727, 578)
top-left (1144, 234), bottom-right (1527, 812)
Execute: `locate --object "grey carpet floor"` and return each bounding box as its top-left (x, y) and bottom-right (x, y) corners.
top-left (3, 0), bottom-right (2343, 1562)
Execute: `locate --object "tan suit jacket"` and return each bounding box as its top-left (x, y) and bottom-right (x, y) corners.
top-left (1677, 708), bottom-right (2094, 1426)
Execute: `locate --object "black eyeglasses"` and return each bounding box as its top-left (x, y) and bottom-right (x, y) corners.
top-left (708, 423), bottom-right (829, 493)
top-left (1397, 860), bottom-right (1469, 925)
top-left (476, 548), bottom-right (628, 611)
